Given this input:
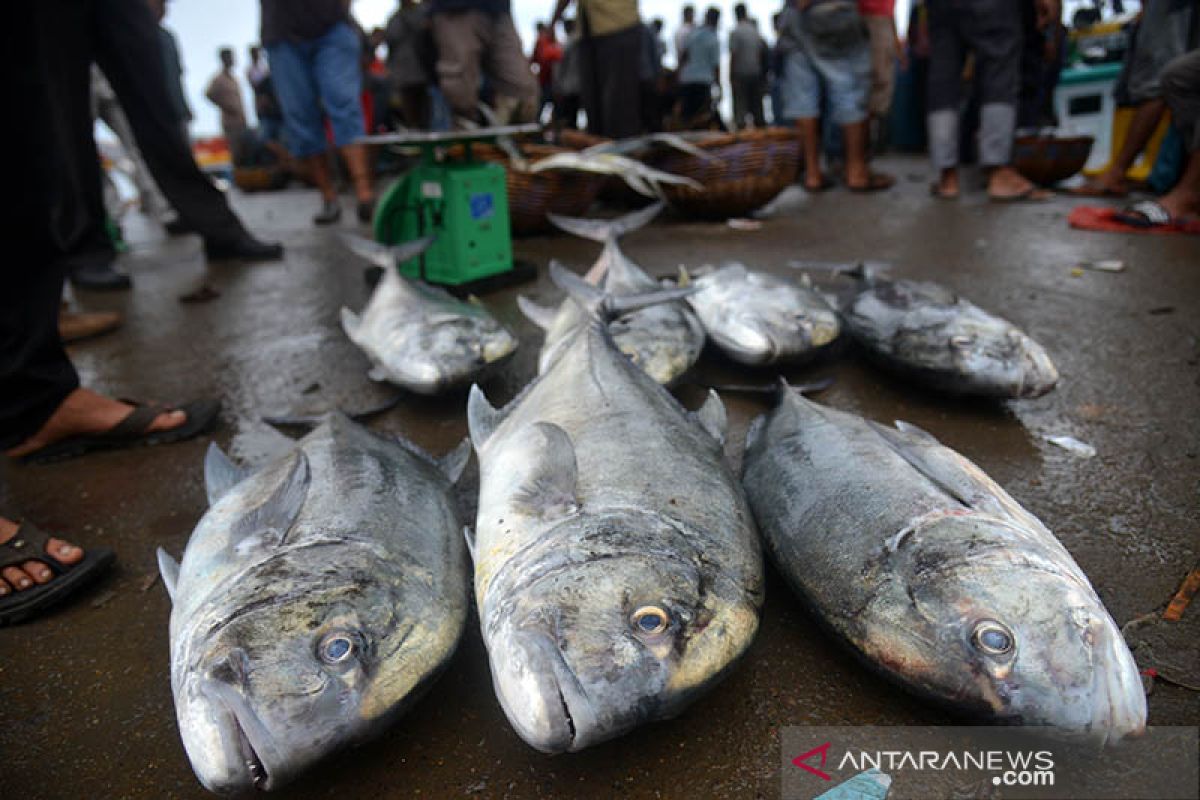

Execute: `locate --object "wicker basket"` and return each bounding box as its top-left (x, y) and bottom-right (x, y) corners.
top-left (455, 143), bottom-right (604, 235)
top-left (652, 128), bottom-right (801, 219)
top-left (1013, 135), bottom-right (1093, 186)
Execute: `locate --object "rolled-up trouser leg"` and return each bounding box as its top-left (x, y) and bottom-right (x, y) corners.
top-left (1161, 50), bottom-right (1200, 153)
top-left (433, 11), bottom-right (484, 121)
top-left (965, 0), bottom-right (1021, 166)
top-left (926, 0), bottom-right (965, 169)
top-left (485, 14), bottom-right (540, 123)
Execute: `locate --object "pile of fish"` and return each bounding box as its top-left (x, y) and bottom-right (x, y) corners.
top-left (159, 221), bottom-right (1149, 794)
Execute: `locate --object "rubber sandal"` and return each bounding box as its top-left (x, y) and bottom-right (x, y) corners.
top-left (1114, 200), bottom-right (1176, 229)
top-left (989, 185), bottom-right (1053, 202)
top-left (847, 172), bottom-right (895, 193)
top-left (0, 522), bottom-right (115, 625)
top-left (18, 398), bottom-right (221, 465)
top-left (802, 174), bottom-right (834, 193)
top-left (1067, 182), bottom-right (1128, 199)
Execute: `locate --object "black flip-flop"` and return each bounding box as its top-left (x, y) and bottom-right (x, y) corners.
top-left (18, 398), bottom-right (221, 465)
top-left (847, 173), bottom-right (895, 193)
top-left (0, 522), bottom-right (115, 625)
top-left (1114, 199), bottom-right (1177, 229)
top-left (989, 185), bottom-right (1053, 202)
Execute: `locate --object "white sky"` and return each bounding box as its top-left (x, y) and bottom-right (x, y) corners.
top-left (165, 0), bottom-right (1121, 137)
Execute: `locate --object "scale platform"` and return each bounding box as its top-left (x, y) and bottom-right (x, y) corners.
top-left (361, 125), bottom-right (541, 292)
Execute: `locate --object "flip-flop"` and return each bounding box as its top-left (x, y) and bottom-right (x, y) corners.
top-left (0, 522), bottom-right (115, 625)
top-left (847, 172), bottom-right (895, 193)
top-left (18, 398), bottom-right (221, 465)
top-left (929, 182), bottom-right (959, 200)
top-left (989, 185), bottom-right (1053, 202)
top-left (802, 174), bottom-right (834, 193)
top-left (1114, 199), bottom-right (1180, 229)
top-left (1066, 182), bottom-right (1129, 198)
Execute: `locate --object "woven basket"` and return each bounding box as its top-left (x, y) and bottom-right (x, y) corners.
top-left (1013, 135), bottom-right (1093, 186)
top-left (456, 143), bottom-right (604, 235)
top-left (652, 128), bottom-right (801, 219)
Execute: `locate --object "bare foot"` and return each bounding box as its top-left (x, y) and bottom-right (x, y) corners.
top-left (987, 166), bottom-right (1052, 201)
top-left (5, 388), bottom-right (186, 460)
top-left (931, 168), bottom-right (959, 199)
top-left (0, 516), bottom-right (84, 598)
top-left (1068, 172), bottom-right (1130, 198)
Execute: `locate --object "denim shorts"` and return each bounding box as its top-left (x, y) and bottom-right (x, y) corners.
top-left (266, 21), bottom-right (364, 156)
top-left (779, 40), bottom-right (870, 126)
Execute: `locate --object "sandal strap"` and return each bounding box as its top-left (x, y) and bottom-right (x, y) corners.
top-left (0, 522), bottom-right (64, 574)
top-left (1129, 200), bottom-right (1171, 225)
top-left (102, 404), bottom-right (172, 440)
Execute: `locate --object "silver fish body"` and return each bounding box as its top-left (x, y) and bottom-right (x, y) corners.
top-left (468, 316), bottom-right (762, 753)
top-left (159, 415), bottom-right (469, 792)
top-left (521, 205), bottom-right (705, 386)
top-left (843, 278), bottom-right (1058, 398)
top-left (742, 391), bottom-right (1146, 743)
top-left (687, 264), bottom-right (841, 366)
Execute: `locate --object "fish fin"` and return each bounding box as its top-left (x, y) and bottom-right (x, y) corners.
top-left (204, 442), bottom-right (249, 506)
top-left (339, 232), bottom-right (436, 269)
top-left (367, 365), bottom-right (388, 382)
top-left (744, 413), bottom-right (767, 454)
top-left (547, 202), bottom-right (665, 243)
top-left (517, 295), bottom-right (558, 331)
top-left (339, 307), bottom-right (361, 338)
top-left (467, 384), bottom-right (500, 449)
top-left (693, 390), bottom-right (728, 447)
top-left (549, 261), bottom-right (695, 319)
top-left (463, 526), bottom-right (476, 562)
top-left (677, 265), bottom-right (691, 287)
top-left (466, 294), bottom-right (484, 307)
top-left (229, 451), bottom-right (311, 549)
top-left (799, 272), bottom-right (813, 289)
top-left (438, 438), bottom-right (472, 483)
top-left (156, 548), bottom-right (180, 603)
top-left (511, 422), bottom-right (580, 520)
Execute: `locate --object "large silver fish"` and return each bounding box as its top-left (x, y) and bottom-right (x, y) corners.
top-left (825, 265), bottom-right (1058, 398)
top-left (742, 388), bottom-right (1146, 743)
top-left (684, 263), bottom-right (841, 365)
top-left (157, 415), bottom-right (470, 792)
top-left (519, 203), bottom-right (705, 386)
top-left (340, 234), bottom-right (517, 394)
top-left (469, 267), bottom-right (762, 753)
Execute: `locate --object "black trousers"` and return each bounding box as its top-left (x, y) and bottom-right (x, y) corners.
top-left (0, 0), bottom-right (248, 448)
top-left (579, 25), bottom-right (643, 139)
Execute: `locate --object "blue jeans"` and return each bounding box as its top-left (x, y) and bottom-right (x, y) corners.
top-left (780, 42), bottom-right (870, 126)
top-left (266, 22), bottom-right (363, 157)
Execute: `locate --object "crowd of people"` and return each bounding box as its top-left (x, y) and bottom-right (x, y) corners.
top-left (1, 0), bottom-right (1198, 617)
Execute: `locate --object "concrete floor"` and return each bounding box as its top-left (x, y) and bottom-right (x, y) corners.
top-left (2, 156), bottom-right (1197, 798)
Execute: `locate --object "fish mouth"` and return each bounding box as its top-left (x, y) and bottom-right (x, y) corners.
top-left (495, 631), bottom-right (598, 753)
top-left (200, 679), bottom-right (276, 791)
top-left (1087, 621), bottom-right (1147, 745)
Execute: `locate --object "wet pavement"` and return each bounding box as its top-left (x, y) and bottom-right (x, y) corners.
top-left (2, 156), bottom-right (1197, 798)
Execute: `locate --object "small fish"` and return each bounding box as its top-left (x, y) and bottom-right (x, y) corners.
top-left (469, 276), bottom-right (762, 754)
top-left (684, 263), bottom-right (841, 366)
top-left (159, 415), bottom-right (470, 792)
top-left (339, 234), bottom-right (518, 394)
top-left (528, 151), bottom-right (702, 197)
top-left (519, 204), bottom-right (705, 386)
top-left (742, 387), bottom-right (1146, 743)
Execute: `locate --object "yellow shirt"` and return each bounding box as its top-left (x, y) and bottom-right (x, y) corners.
top-left (579, 0), bottom-right (640, 37)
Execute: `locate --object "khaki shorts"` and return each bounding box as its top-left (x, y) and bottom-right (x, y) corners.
top-left (864, 14), bottom-right (896, 118)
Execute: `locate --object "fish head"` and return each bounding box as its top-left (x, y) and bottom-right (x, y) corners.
top-left (382, 316), bottom-right (516, 393)
top-left (875, 516), bottom-right (1145, 742)
top-left (938, 317), bottom-right (1058, 398)
top-left (483, 510), bottom-right (758, 753)
top-left (175, 554), bottom-right (427, 792)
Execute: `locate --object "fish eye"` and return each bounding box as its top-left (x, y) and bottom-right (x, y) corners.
top-left (971, 621), bottom-right (1014, 656)
top-left (318, 632), bottom-right (356, 665)
top-left (630, 605), bottom-right (671, 636)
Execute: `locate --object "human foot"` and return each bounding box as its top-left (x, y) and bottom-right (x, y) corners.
top-left (988, 166), bottom-right (1052, 201)
top-left (1068, 172), bottom-right (1130, 198)
top-left (930, 168), bottom-right (959, 199)
top-left (60, 309), bottom-right (123, 344)
top-left (5, 388), bottom-right (189, 460)
top-left (0, 516), bottom-right (83, 597)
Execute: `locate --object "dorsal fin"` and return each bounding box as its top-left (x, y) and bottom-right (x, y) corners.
top-left (517, 295), bottom-right (559, 331)
top-left (156, 548), bottom-right (180, 603)
top-left (338, 232), bottom-right (436, 270)
top-left (205, 443), bottom-right (250, 506)
top-left (467, 384), bottom-right (501, 449)
top-left (549, 261), bottom-right (695, 319)
top-left (228, 451), bottom-right (310, 549)
top-left (339, 307), bottom-right (361, 338)
top-left (511, 422), bottom-right (580, 520)
top-left (693, 390), bottom-right (728, 446)
top-left (547, 201), bottom-right (665, 243)
top-left (438, 438), bottom-right (472, 483)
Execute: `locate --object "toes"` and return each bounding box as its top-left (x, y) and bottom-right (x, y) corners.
top-left (2, 565), bottom-right (36, 592)
top-left (151, 409), bottom-right (187, 433)
top-left (46, 537), bottom-right (84, 566)
top-left (0, 577), bottom-right (10, 597)
top-left (22, 560), bottom-right (54, 584)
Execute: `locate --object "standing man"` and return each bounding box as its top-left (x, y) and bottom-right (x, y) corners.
top-left (551, 0), bottom-right (644, 139)
top-left (531, 21), bottom-right (564, 120)
top-left (926, 0), bottom-right (1051, 200)
top-left (205, 47), bottom-right (249, 161)
top-left (429, 0), bottom-right (539, 126)
top-left (260, 0), bottom-right (376, 224)
top-left (385, 0), bottom-right (435, 130)
top-left (679, 6), bottom-right (722, 125)
top-left (729, 4), bottom-right (767, 128)
top-left (246, 45), bottom-right (285, 146)
top-left (858, 0), bottom-right (903, 146)
top-left (675, 5), bottom-right (696, 65)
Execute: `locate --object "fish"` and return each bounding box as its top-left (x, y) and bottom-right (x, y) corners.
top-left (339, 234), bottom-right (518, 394)
top-left (518, 204), bottom-right (706, 386)
top-left (801, 263), bottom-right (1058, 398)
top-left (468, 266), bottom-right (763, 753)
top-left (683, 263), bottom-right (841, 366)
top-left (157, 415), bottom-right (470, 792)
top-left (527, 151), bottom-right (703, 197)
top-left (741, 386), bottom-right (1146, 743)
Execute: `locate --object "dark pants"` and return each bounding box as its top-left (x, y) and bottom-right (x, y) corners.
top-left (1162, 49), bottom-right (1200, 153)
top-left (732, 75), bottom-right (766, 128)
top-left (580, 25), bottom-right (643, 138)
top-left (926, 0), bottom-right (1021, 168)
top-left (680, 82), bottom-right (713, 121)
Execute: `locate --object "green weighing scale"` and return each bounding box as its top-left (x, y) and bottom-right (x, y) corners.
top-left (361, 124), bottom-right (542, 292)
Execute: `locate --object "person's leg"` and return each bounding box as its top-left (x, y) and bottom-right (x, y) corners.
top-left (926, 0), bottom-right (965, 196)
top-left (0, 516), bottom-right (87, 599)
top-left (781, 49), bottom-right (824, 188)
top-left (813, 38), bottom-right (891, 190)
top-left (484, 13), bottom-right (541, 123)
top-left (732, 77), bottom-right (749, 129)
top-left (312, 21), bottom-right (373, 219)
top-left (596, 26), bottom-right (644, 138)
top-left (1155, 50), bottom-right (1200, 219)
top-left (433, 10), bottom-right (485, 124)
top-left (268, 39), bottom-right (340, 222)
top-left (579, 35), bottom-right (604, 135)
top-left (750, 78), bottom-right (766, 127)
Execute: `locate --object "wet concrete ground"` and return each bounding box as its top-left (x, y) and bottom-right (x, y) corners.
top-left (2, 156), bottom-right (1197, 798)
